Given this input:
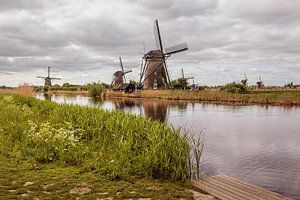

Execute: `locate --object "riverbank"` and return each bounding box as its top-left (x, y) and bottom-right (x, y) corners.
top-left (105, 89), bottom-right (300, 106)
top-left (0, 153), bottom-right (212, 199)
top-left (0, 94), bottom-right (209, 199)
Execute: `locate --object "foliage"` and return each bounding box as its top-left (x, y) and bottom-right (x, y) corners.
top-left (0, 95), bottom-right (198, 180)
top-left (221, 82), bottom-right (248, 94)
top-left (87, 83), bottom-right (105, 97)
top-left (129, 80), bottom-right (137, 88)
top-left (171, 78), bottom-right (189, 89)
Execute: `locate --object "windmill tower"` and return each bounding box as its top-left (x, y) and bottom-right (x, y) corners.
top-left (139, 20), bottom-right (188, 89)
top-left (37, 66), bottom-right (61, 86)
top-left (241, 73), bottom-right (248, 86)
top-left (256, 76), bottom-right (264, 88)
top-left (110, 57), bottom-right (132, 89)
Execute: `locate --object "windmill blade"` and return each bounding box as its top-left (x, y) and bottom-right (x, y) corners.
top-left (244, 72), bottom-right (247, 80)
top-left (153, 20), bottom-right (163, 52)
top-left (50, 78), bottom-right (61, 80)
top-left (181, 68), bottom-right (184, 79)
top-left (119, 57), bottom-right (124, 72)
top-left (165, 43), bottom-right (188, 55)
top-left (163, 59), bottom-right (171, 87)
top-left (124, 70), bottom-right (132, 74)
top-left (48, 66), bottom-right (51, 77)
top-left (37, 76), bottom-right (47, 79)
top-left (186, 77), bottom-right (194, 80)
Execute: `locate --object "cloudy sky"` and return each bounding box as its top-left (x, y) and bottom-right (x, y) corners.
top-left (0, 0), bottom-right (299, 86)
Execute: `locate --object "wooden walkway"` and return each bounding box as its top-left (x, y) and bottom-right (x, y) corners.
top-left (192, 175), bottom-right (293, 200)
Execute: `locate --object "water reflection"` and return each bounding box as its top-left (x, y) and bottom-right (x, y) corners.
top-left (35, 94), bottom-right (300, 199)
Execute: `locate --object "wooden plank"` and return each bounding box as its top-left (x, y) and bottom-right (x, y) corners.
top-left (192, 175), bottom-right (293, 200)
top-left (218, 175), bottom-right (292, 200)
top-left (205, 177), bottom-right (265, 200)
top-left (192, 180), bottom-right (242, 200)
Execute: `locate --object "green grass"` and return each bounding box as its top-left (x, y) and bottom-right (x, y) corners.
top-left (0, 94), bottom-right (209, 199)
top-left (0, 152), bottom-right (198, 200)
top-left (108, 89), bottom-right (300, 106)
top-left (0, 94), bottom-right (197, 180)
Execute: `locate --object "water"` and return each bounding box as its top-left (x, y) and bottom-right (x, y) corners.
top-left (36, 94), bottom-right (300, 199)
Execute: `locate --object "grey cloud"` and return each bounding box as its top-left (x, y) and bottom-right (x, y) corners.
top-left (0, 0), bottom-right (299, 86)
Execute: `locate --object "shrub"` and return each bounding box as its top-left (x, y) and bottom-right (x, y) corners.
top-left (88, 83), bottom-right (105, 97)
top-left (221, 82), bottom-right (248, 94)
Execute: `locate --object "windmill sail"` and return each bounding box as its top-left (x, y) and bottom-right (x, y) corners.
top-left (153, 20), bottom-right (163, 51)
top-left (165, 43), bottom-right (188, 55)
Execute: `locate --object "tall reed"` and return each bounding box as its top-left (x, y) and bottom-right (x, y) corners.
top-left (0, 94), bottom-right (203, 180)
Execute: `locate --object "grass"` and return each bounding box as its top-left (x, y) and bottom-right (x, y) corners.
top-left (105, 88), bottom-right (300, 106)
top-left (0, 152), bottom-right (200, 200)
top-left (0, 94), bottom-right (209, 199)
top-left (0, 94), bottom-right (194, 180)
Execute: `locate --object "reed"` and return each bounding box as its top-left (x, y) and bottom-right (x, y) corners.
top-left (0, 94), bottom-right (202, 180)
top-left (110, 89), bottom-right (300, 106)
top-left (0, 84), bottom-right (34, 96)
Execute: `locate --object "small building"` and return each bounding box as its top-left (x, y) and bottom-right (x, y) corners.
top-left (114, 83), bottom-right (135, 93)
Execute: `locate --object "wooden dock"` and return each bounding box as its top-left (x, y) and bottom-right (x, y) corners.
top-left (192, 175), bottom-right (293, 200)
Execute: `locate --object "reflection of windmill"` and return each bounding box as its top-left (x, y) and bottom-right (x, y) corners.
top-left (110, 57), bottom-right (132, 89)
top-left (139, 19), bottom-right (188, 89)
top-left (37, 66), bottom-right (61, 86)
top-left (241, 73), bottom-right (248, 86)
top-left (256, 76), bottom-right (264, 88)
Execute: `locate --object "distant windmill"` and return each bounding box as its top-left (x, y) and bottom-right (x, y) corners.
top-left (181, 68), bottom-right (194, 81)
top-left (256, 76), bottom-right (264, 88)
top-left (37, 66), bottom-right (61, 86)
top-left (110, 57), bottom-right (132, 89)
top-left (241, 73), bottom-right (248, 86)
top-left (139, 19), bottom-right (188, 89)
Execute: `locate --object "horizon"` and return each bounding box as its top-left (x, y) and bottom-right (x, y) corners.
top-left (0, 0), bottom-right (299, 87)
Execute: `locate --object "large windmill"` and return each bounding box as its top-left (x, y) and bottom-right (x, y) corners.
top-left (139, 20), bottom-right (188, 89)
top-left (241, 73), bottom-right (248, 86)
top-left (256, 76), bottom-right (264, 88)
top-left (37, 66), bottom-right (61, 86)
top-left (110, 57), bottom-right (132, 89)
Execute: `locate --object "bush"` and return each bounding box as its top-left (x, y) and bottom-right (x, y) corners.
top-left (221, 82), bottom-right (248, 94)
top-left (88, 83), bottom-right (105, 97)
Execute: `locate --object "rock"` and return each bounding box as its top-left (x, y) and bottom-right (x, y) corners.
top-left (69, 187), bottom-right (92, 195)
top-left (188, 190), bottom-right (215, 200)
top-left (23, 182), bottom-right (34, 186)
top-left (97, 192), bottom-right (109, 195)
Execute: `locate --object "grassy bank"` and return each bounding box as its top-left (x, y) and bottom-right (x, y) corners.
top-left (0, 153), bottom-right (206, 199)
top-left (0, 94), bottom-right (208, 198)
top-left (105, 89), bottom-right (300, 106)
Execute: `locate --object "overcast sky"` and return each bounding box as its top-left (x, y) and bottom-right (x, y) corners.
top-left (0, 0), bottom-right (299, 86)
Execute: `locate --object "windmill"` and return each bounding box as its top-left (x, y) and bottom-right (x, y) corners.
top-left (181, 68), bottom-right (194, 81)
top-left (110, 57), bottom-right (132, 89)
top-left (37, 66), bottom-right (61, 86)
top-left (139, 19), bottom-right (188, 89)
top-left (256, 76), bottom-right (264, 88)
top-left (241, 73), bottom-right (248, 86)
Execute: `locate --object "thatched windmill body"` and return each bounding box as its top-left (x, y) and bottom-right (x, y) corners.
top-left (139, 20), bottom-right (188, 89)
top-left (241, 73), bottom-right (248, 86)
top-left (110, 57), bottom-right (132, 89)
top-left (256, 76), bottom-right (264, 88)
top-left (37, 66), bottom-right (61, 86)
